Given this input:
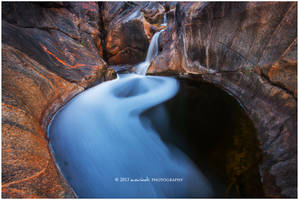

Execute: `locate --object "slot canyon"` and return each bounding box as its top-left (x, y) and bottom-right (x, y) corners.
top-left (2, 2), bottom-right (297, 198)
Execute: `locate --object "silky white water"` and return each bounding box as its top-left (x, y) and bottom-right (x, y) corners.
top-left (135, 30), bottom-right (163, 75)
top-left (161, 13), bottom-right (167, 26)
top-left (48, 27), bottom-right (213, 198)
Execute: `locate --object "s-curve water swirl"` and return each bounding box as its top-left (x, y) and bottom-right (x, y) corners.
top-left (48, 74), bottom-right (213, 197)
top-left (48, 20), bottom-right (213, 198)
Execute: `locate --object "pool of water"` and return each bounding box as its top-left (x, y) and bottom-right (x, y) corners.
top-left (160, 77), bottom-right (264, 197)
top-left (48, 75), bottom-right (264, 198)
top-left (48, 74), bottom-right (213, 198)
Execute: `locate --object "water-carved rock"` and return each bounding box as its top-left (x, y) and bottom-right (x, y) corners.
top-left (149, 2), bottom-right (297, 197)
top-left (102, 2), bottom-right (165, 65)
top-left (2, 2), bottom-right (114, 198)
top-left (2, 1), bottom-right (297, 198)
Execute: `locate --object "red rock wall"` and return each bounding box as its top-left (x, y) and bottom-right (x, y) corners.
top-left (101, 2), bottom-right (165, 65)
top-left (149, 2), bottom-right (297, 198)
top-left (1, 2), bottom-right (165, 197)
top-left (2, 2), bottom-right (114, 198)
top-left (2, 2), bottom-right (297, 198)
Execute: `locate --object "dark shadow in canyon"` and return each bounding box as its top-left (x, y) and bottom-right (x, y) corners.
top-left (142, 77), bottom-right (264, 198)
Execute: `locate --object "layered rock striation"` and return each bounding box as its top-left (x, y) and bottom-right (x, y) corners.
top-left (2, 2), bottom-right (167, 198)
top-left (2, 2), bottom-right (113, 198)
top-left (149, 2), bottom-right (297, 198)
top-left (2, 1), bottom-right (297, 198)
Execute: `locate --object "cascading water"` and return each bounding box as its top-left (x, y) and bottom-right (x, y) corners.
top-left (48, 18), bottom-right (213, 198)
top-left (161, 13), bottom-right (167, 26)
top-left (135, 30), bottom-right (163, 75)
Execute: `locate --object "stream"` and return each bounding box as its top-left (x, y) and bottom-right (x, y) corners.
top-left (48, 25), bottom-right (214, 197)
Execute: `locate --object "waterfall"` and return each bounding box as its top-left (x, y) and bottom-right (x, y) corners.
top-left (135, 12), bottom-right (168, 76)
top-left (135, 30), bottom-right (163, 75)
top-left (161, 13), bottom-right (167, 26)
top-left (48, 11), bottom-right (213, 198)
top-left (48, 74), bottom-right (213, 197)
top-left (145, 31), bottom-right (162, 62)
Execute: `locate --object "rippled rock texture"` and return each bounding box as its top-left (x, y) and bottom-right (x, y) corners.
top-left (2, 2), bottom-right (114, 198)
top-left (149, 2), bottom-right (297, 198)
top-left (2, 1), bottom-right (297, 198)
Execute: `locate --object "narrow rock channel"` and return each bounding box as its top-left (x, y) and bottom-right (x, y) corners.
top-left (48, 21), bottom-right (214, 197)
top-left (2, 2), bottom-right (297, 198)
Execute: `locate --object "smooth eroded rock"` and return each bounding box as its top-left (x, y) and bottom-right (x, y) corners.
top-left (101, 2), bottom-right (166, 65)
top-left (149, 2), bottom-right (297, 198)
top-left (2, 2), bottom-right (115, 198)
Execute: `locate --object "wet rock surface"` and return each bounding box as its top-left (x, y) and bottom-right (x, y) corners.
top-left (163, 78), bottom-right (264, 197)
top-left (2, 1), bottom-right (297, 198)
top-left (149, 2), bottom-right (297, 198)
top-left (102, 2), bottom-right (165, 65)
top-left (2, 2), bottom-right (114, 198)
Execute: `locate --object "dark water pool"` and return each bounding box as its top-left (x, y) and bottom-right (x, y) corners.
top-left (151, 77), bottom-right (264, 197)
top-left (48, 75), bottom-right (264, 198)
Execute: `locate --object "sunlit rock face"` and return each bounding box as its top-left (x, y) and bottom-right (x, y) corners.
top-left (149, 2), bottom-right (297, 198)
top-left (102, 2), bottom-right (165, 65)
top-left (2, 2), bottom-right (114, 198)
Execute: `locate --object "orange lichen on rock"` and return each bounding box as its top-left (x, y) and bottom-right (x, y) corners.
top-left (267, 59), bottom-right (297, 96)
top-left (2, 2), bottom-right (116, 198)
top-left (41, 44), bottom-right (94, 69)
top-left (2, 44), bottom-right (81, 197)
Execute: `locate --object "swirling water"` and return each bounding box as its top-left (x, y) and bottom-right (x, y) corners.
top-left (48, 27), bottom-right (213, 198)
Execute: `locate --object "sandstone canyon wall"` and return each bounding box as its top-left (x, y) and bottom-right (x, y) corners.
top-left (2, 2), bottom-right (297, 198)
top-left (2, 2), bottom-right (112, 198)
top-left (149, 2), bottom-right (297, 197)
top-left (1, 2), bottom-right (166, 197)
